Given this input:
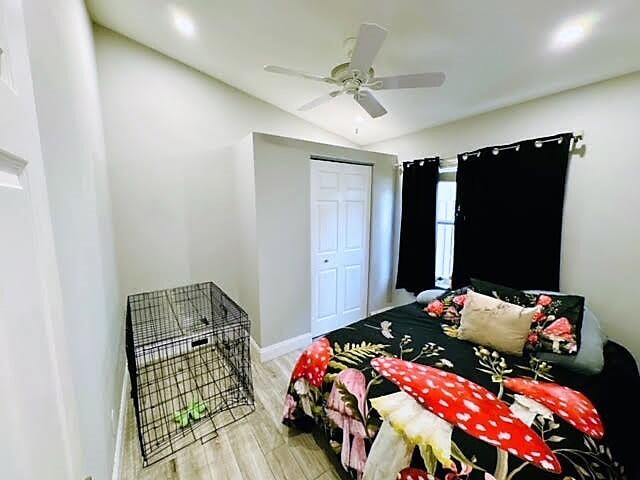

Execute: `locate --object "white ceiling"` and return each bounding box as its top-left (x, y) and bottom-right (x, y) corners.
top-left (87, 0), bottom-right (640, 146)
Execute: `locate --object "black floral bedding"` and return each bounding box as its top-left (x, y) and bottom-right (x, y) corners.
top-left (282, 302), bottom-right (640, 480)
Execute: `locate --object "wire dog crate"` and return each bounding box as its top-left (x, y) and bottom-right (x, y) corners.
top-left (125, 282), bottom-right (254, 466)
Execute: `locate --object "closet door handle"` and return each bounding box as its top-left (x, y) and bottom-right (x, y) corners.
top-left (323, 259), bottom-right (329, 263)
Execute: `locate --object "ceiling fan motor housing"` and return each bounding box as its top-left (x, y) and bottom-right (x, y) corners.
top-left (330, 62), bottom-right (375, 95)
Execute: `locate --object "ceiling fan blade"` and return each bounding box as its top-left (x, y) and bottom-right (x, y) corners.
top-left (349, 23), bottom-right (388, 76)
top-left (298, 90), bottom-right (342, 111)
top-left (355, 90), bottom-right (387, 118)
top-left (264, 65), bottom-right (335, 84)
top-left (372, 72), bottom-right (446, 90)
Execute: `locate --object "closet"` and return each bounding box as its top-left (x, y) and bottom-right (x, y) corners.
top-left (228, 133), bottom-right (396, 360)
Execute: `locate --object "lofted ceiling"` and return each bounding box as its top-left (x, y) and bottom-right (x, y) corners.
top-left (86, 0), bottom-right (640, 146)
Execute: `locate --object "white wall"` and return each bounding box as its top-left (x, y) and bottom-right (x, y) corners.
top-left (367, 71), bottom-right (640, 357)
top-left (94, 26), bottom-right (355, 301)
top-left (231, 135), bottom-right (260, 330)
top-left (252, 133), bottom-right (397, 347)
top-left (23, 1), bottom-right (121, 479)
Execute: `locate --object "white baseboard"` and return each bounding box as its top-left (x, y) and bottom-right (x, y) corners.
top-left (112, 367), bottom-right (129, 480)
top-left (251, 333), bottom-right (311, 363)
top-left (369, 304), bottom-right (396, 316)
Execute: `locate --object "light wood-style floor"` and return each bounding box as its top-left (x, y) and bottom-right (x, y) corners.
top-left (121, 349), bottom-right (341, 480)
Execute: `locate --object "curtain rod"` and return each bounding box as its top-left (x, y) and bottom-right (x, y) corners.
top-left (394, 131), bottom-right (584, 170)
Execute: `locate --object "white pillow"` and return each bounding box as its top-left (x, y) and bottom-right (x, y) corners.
top-left (416, 288), bottom-right (446, 305)
top-left (458, 291), bottom-right (539, 357)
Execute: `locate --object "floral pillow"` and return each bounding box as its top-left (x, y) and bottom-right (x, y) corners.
top-left (424, 287), bottom-right (471, 325)
top-left (470, 278), bottom-right (585, 355)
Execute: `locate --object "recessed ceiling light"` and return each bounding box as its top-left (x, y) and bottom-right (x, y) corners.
top-left (550, 12), bottom-right (599, 50)
top-left (170, 6), bottom-right (196, 37)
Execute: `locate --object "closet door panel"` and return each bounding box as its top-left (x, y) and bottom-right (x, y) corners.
top-left (311, 160), bottom-right (371, 336)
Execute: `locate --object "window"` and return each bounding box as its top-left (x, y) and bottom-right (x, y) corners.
top-left (435, 180), bottom-right (456, 288)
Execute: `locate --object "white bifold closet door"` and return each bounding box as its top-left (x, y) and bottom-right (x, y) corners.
top-left (310, 159), bottom-right (372, 337)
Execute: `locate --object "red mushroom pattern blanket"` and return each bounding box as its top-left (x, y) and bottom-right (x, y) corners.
top-left (282, 302), bottom-right (638, 480)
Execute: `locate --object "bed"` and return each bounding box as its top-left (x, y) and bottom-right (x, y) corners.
top-left (282, 302), bottom-right (639, 480)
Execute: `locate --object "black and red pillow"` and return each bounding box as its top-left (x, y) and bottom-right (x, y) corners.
top-left (470, 279), bottom-right (584, 356)
top-left (424, 286), bottom-right (471, 325)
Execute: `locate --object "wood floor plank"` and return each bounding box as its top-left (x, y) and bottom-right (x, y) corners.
top-left (135, 459), bottom-right (178, 480)
top-left (264, 356), bottom-right (293, 391)
top-left (286, 432), bottom-right (334, 480)
top-left (226, 420), bottom-right (277, 480)
top-left (204, 431), bottom-right (243, 479)
top-left (248, 402), bottom-right (286, 454)
top-left (173, 443), bottom-right (210, 479)
top-left (315, 470), bottom-right (342, 480)
top-left (121, 406), bottom-right (143, 480)
top-left (265, 443), bottom-right (307, 480)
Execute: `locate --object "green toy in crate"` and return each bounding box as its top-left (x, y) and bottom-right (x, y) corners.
top-left (188, 400), bottom-right (208, 420)
top-left (174, 409), bottom-right (189, 428)
top-left (174, 400), bottom-right (208, 428)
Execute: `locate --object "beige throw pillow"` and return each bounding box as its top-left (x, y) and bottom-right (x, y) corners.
top-left (458, 290), bottom-right (538, 356)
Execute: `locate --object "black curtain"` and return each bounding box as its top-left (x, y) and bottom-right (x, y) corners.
top-left (451, 133), bottom-right (572, 290)
top-left (396, 158), bottom-right (439, 294)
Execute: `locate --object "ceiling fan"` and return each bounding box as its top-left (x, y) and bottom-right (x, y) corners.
top-left (264, 23), bottom-right (445, 119)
